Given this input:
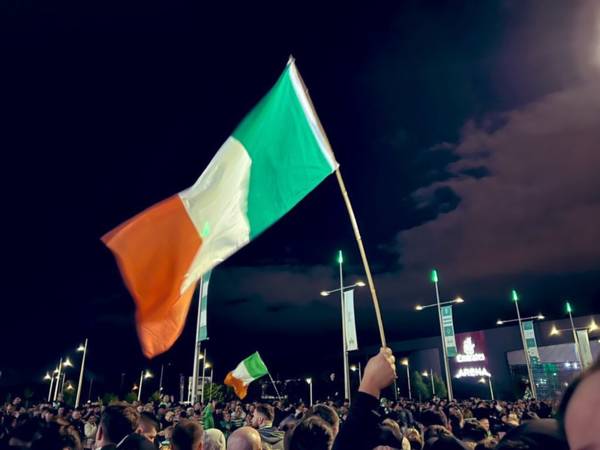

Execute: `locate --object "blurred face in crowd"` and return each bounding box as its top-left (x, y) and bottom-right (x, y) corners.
top-left (72, 410), bottom-right (81, 420)
top-left (479, 418), bottom-right (490, 432)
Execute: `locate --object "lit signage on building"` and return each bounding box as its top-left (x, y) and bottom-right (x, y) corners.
top-left (454, 333), bottom-right (490, 379)
top-left (456, 337), bottom-right (486, 363)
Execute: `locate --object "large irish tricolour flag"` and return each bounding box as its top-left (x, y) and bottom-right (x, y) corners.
top-left (102, 60), bottom-right (338, 358)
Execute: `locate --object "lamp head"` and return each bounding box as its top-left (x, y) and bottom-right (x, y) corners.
top-left (589, 319), bottom-right (599, 332)
top-left (320, 291), bottom-right (329, 297)
top-left (401, 358), bottom-right (409, 366)
top-left (44, 373), bottom-right (51, 381)
top-left (415, 305), bottom-right (423, 311)
top-left (77, 344), bottom-right (85, 352)
top-left (454, 297), bottom-right (465, 304)
top-left (496, 320), bottom-right (503, 326)
top-left (511, 290), bottom-right (519, 302)
top-left (566, 302), bottom-right (573, 314)
top-left (306, 378), bottom-right (312, 384)
top-left (337, 250), bottom-right (343, 264)
top-left (537, 314), bottom-right (545, 320)
top-left (63, 358), bottom-right (73, 368)
top-left (550, 325), bottom-right (561, 336)
top-left (350, 365), bottom-right (357, 372)
top-left (431, 269), bottom-right (439, 283)
top-left (355, 281), bottom-right (366, 287)
top-left (144, 371), bottom-right (153, 379)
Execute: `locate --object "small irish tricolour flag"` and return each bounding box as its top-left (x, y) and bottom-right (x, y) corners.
top-left (225, 352), bottom-right (269, 399)
top-left (102, 59), bottom-right (338, 358)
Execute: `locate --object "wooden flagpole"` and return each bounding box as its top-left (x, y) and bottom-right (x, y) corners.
top-left (289, 57), bottom-right (387, 347)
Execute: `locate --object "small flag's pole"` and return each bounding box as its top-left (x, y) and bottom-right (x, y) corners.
top-left (191, 277), bottom-right (204, 404)
top-left (267, 372), bottom-right (282, 401)
top-left (288, 57), bottom-right (387, 347)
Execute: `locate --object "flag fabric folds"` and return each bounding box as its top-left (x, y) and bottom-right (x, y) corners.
top-left (224, 352), bottom-right (269, 399)
top-left (102, 60), bottom-right (338, 358)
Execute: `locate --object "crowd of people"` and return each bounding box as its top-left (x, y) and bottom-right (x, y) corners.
top-left (1, 348), bottom-right (598, 450)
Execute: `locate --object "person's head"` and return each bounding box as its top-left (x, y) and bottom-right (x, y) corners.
top-left (251, 404), bottom-right (274, 429)
top-left (423, 425), bottom-right (451, 442)
top-left (559, 357), bottom-right (600, 450)
top-left (462, 419), bottom-right (487, 443)
top-left (404, 428), bottom-right (423, 450)
top-left (227, 427), bottom-right (262, 450)
top-left (286, 416), bottom-right (334, 450)
top-left (203, 428), bottom-right (226, 450)
top-left (373, 418), bottom-right (407, 450)
top-left (421, 410), bottom-right (449, 430)
top-left (172, 419), bottom-right (204, 450)
top-left (95, 403), bottom-right (139, 447)
top-left (304, 404), bottom-right (340, 437)
top-left (478, 418), bottom-right (490, 433)
top-left (71, 410), bottom-right (81, 421)
top-left (137, 411), bottom-right (160, 443)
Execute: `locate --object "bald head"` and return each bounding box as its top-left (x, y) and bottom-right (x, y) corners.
top-left (227, 427), bottom-right (262, 450)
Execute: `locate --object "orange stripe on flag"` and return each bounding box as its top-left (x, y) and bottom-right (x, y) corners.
top-left (224, 372), bottom-right (249, 399)
top-left (102, 195), bottom-right (202, 358)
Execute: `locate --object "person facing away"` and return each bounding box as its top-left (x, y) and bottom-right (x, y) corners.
top-left (171, 419), bottom-right (204, 450)
top-left (94, 403), bottom-right (139, 450)
top-left (250, 404), bottom-right (284, 450)
top-left (227, 426), bottom-right (262, 450)
top-left (286, 415), bottom-right (335, 450)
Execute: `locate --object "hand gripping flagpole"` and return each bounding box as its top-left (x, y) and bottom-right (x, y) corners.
top-left (290, 56), bottom-right (387, 347)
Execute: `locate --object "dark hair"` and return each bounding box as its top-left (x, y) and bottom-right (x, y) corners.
top-left (255, 404), bottom-right (275, 422)
top-left (304, 404), bottom-right (339, 431)
top-left (171, 419), bottom-right (204, 450)
top-left (100, 403), bottom-right (139, 443)
top-left (140, 411), bottom-right (160, 431)
top-left (287, 416), bottom-right (334, 450)
top-left (462, 419), bottom-right (487, 442)
top-left (377, 419), bottom-right (404, 448)
top-left (424, 425), bottom-right (451, 442)
top-left (421, 409), bottom-right (449, 428)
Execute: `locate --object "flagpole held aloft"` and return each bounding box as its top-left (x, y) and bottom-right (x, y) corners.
top-left (290, 57), bottom-right (387, 347)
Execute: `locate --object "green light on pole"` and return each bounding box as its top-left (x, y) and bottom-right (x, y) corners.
top-left (337, 250), bottom-right (343, 264)
top-left (511, 290), bottom-right (519, 302)
top-left (566, 302), bottom-right (572, 314)
top-left (431, 269), bottom-right (438, 283)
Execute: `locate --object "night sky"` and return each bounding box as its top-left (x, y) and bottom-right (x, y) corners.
top-left (2, 0), bottom-right (600, 396)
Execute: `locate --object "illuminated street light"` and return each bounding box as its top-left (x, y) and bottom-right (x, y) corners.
top-left (306, 378), bottom-right (313, 406)
top-left (63, 358), bottom-right (73, 368)
top-left (44, 372), bottom-right (52, 381)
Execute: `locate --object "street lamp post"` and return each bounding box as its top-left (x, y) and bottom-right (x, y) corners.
top-left (53, 358), bottom-right (62, 401)
top-left (75, 339), bottom-right (88, 408)
top-left (60, 358), bottom-right (73, 399)
top-left (566, 302), bottom-right (583, 369)
top-left (306, 378), bottom-right (313, 406)
top-left (44, 372), bottom-right (53, 402)
top-left (350, 363), bottom-right (362, 383)
top-left (479, 376), bottom-right (494, 400)
top-left (138, 370), bottom-right (153, 402)
top-left (496, 290), bottom-right (542, 398)
top-left (416, 270), bottom-right (464, 401)
top-left (320, 252), bottom-right (366, 403)
top-left (201, 349), bottom-right (208, 404)
top-left (422, 371), bottom-right (435, 397)
top-left (401, 359), bottom-right (411, 400)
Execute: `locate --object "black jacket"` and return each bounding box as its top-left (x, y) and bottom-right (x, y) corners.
top-left (333, 392), bottom-right (381, 450)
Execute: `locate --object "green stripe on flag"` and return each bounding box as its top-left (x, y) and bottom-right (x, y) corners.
top-left (244, 352), bottom-right (269, 379)
top-left (232, 65), bottom-right (335, 239)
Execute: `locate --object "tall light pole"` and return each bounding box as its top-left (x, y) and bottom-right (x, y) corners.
top-left (138, 370), bottom-right (153, 402)
top-left (479, 376), bottom-right (494, 400)
top-left (401, 359), bottom-right (411, 400)
top-left (422, 371), bottom-right (435, 397)
top-left (417, 270), bottom-right (463, 400)
top-left (201, 349), bottom-right (208, 404)
top-left (306, 378), bottom-right (313, 406)
top-left (320, 251), bottom-right (366, 403)
top-left (53, 358), bottom-right (63, 401)
top-left (75, 339), bottom-right (88, 408)
top-left (496, 290), bottom-right (542, 398)
top-left (60, 358), bottom-right (73, 399)
top-left (44, 372), bottom-right (54, 402)
top-left (350, 363), bottom-right (362, 383)
top-left (566, 302), bottom-right (583, 369)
